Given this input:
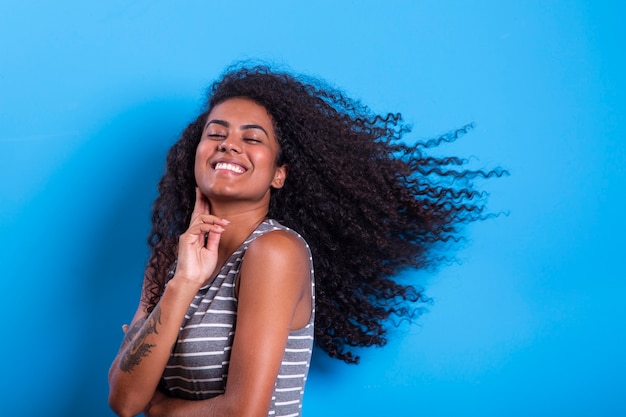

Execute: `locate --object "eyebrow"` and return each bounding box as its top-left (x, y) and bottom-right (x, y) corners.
top-left (205, 119), bottom-right (269, 138)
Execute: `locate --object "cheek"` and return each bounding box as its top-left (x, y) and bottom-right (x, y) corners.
top-left (194, 142), bottom-right (209, 178)
top-left (195, 140), bottom-right (213, 164)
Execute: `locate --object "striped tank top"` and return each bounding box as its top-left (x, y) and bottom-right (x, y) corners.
top-left (161, 219), bottom-right (315, 417)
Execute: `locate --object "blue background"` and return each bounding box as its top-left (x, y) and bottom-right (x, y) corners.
top-left (1, 1), bottom-right (624, 416)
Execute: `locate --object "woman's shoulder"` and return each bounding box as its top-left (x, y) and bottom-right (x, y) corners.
top-left (248, 225), bottom-right (309, 260)
top-left (242, 220), bottom-right (310, 270)
top-left (239, 221), bottom-right (312, 293)
top-left (249, 219), bottom-right (309, 248)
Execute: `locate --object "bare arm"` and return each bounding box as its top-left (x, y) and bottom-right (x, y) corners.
top-left (108, 279), bottom-right (204, 417)
top-left (108, 189), bottom-right (228, 417)
top-left (143, 230), bottom-right (312, 417)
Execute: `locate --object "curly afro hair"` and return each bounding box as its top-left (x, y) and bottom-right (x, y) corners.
top-left (142, 64), bottom-right (506, 364)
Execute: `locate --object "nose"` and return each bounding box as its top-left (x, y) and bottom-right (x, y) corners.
top-left (217, 136), bottom-right (242, 154)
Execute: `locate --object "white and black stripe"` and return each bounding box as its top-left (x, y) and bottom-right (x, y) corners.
top-left (161, 220), bottom-right (315, 416)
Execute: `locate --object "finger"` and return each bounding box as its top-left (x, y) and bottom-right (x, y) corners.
top-left (181, 223), bottom-right (227, 245)
top-left (191, 187), bottom-right (210, 219)
top-left (122, 324), bottom-right (129, 333)
top-left (205, 227), bottom-right (223, 253)
top-left (195, 214), bottom-right (231, 228)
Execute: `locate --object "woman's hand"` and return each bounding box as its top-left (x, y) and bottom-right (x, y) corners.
top-left (174, 188), bottom-right (229, 287)
top-left (143, 390), bottom-right (170, 417)
top-left (109, 189), bottom-right (230, 417)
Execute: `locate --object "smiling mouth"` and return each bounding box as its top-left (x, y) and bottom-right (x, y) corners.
top-left (214, 162), bottom-right (246, 174)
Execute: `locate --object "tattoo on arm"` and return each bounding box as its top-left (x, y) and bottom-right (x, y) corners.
top-left (120, 306), bottom-right (162, 373)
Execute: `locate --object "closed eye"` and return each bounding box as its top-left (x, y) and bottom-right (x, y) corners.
top-left (207, 133), bottom-right (226, 140)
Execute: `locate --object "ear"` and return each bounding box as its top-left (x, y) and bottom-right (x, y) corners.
top-left (271, 164), bottom-right (288, 189)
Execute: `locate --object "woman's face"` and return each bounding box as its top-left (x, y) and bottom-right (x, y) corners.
top-left (194, 97), bottom-right (287, 206)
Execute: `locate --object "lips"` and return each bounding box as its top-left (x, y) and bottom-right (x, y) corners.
top-left (214, 162), bottom-right (246, 174)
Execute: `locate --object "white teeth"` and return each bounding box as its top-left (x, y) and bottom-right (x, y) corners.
top-left (215, 162), bottom-right (245, 173)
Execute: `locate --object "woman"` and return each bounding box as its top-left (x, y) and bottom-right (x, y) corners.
top-left (109, 64), bottom-right (503, 417)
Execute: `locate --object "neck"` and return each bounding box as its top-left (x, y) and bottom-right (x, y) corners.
top-left (209, 199), bottom-right (270, 263)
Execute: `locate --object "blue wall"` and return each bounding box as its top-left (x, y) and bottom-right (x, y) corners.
top-left (1, 1), bottom-right (624, 416)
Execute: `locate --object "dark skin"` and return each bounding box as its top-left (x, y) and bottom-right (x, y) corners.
top-left (108, 98), bottom-right (312, 417)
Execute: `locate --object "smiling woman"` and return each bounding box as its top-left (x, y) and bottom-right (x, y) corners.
top-left (107, 64), bottom-right (503, 417)
top-left (195, 98), bottom-right (287, 204)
